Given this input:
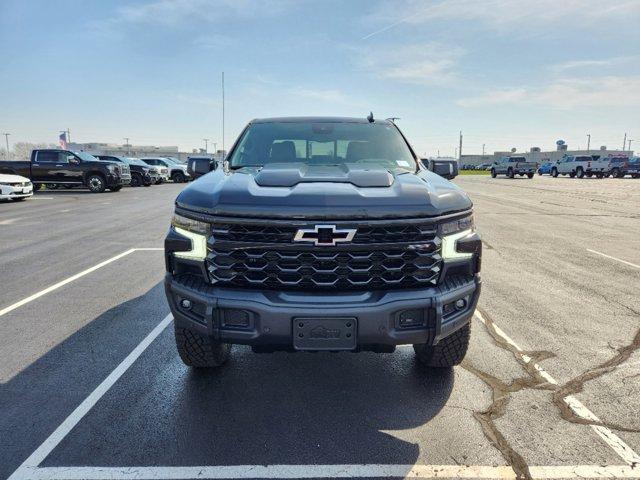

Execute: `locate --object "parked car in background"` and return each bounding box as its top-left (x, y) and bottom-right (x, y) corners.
top-left (606, 156), bottom-right (640, 178)
top-left (537, 161), bottom-right (553, 175)
top-left (490, 156), bottom-right (537, 178)
top-left (551, 155), bottom-right (609, 178)
top-left (0, 150), bottom-right (128, 193)
top-left (140, 157), bottom-right (189, 183)
top-left (0, 172), bottom-right (33, 201)
top-left (94, 155), bottom-right (152, 187)
top-left (476, 162), bottom-right (492, 170)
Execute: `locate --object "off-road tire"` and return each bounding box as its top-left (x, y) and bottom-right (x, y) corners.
top-left (551, 167), bottom-right (558, 177)
top-left (490, 169), bottom-right (497, 178)
top-left (174, 325), bottom-right (231, 368)
top-left (172, 171), bottom-right (186, 183)
top-left (413, 323), bottom-right (471, 368)
top-left (569, 171), bottom-right (576, 178)
top-left (109, 185), bottom-right (122, 192)
top-left (527, 172), bottom-right (534, 179)
top-left (87, 174), bottom-right (106, 193)
top-left (130, 173), bottom-right (142, 187)
top-left (576, 167), bottom-right (584, 178)
top-left (612, 168), bottom-right (624, 179)
top-left (507, 168), bottom-right (514, 178)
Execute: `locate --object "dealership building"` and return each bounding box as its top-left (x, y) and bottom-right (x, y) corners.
top-left (460, 144), bottom-right (633, 166)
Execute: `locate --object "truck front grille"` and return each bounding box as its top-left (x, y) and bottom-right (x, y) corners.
top-left (206, 220), bottom-right (442, 291)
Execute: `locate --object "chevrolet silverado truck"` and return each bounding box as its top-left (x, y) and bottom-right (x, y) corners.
top-left (164, 116), bottom-right (482, 369)
top-left (490, 156), bottom-right (537, 178)
top-left (0, 149), bottom-right (128, 192)
top-left (551, 155), bottom-right (609, 178)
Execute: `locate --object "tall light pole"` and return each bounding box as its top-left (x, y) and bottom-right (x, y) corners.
top-left (628, 139), bottom-right (634, 152)
top-left (586, 134), bottom-right (590, 152)
top-left (203, 138), bottom-right (209, 153)
top-left (458, 131), bottom-right (463, 160)
top-left (622, 133), bottom-right (627, 151)
top-left (2, 133), bottom-right (9, 158)
top-left (124, 137), bottom-right (130, 155)
top-left (482, 143), bottom-right (486, 156)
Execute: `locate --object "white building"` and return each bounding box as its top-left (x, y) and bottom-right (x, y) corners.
top-left (460, 145), bottom-right (633, 166)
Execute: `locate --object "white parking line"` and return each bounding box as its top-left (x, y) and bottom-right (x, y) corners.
top-left (587, 249), bottom-right (640, 270)
top-left (0, 247), bottom-right (163, 318)
top-left (0, 217), bottom-right (19, 225)
top-left (12, 464), bottom-right (640, 479)
top-left (474, 311), bottom-right (640, 466)
top-left (8, 314), bottom-right (173, 480)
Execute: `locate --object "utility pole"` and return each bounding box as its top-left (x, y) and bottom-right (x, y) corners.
top-left (213, 142), bottom-right (217, 154)
top-left (458, 131), bottom-right (463, 160)
top-left (586, 134), bottom-right (590, 152)
top-left (482, 143), bottom-right (486, 156)
top-left (66, 128), bottom-right (71, 143)
top-left (622, 133), bottom-right (627, 151)
top-left (628, 139), bottom-right (634, 152)
top-left (222, 71), bottom-right (225, 156)
top-left (203, 138), bottom-right (209, 153)
top-left (124, 137), bottom-right (130, 155)
top-left (2, 133), bottom-right (9, 158)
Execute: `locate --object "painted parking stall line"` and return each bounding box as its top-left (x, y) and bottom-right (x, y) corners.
top-left (0, 247), bottom-right (164, 318)
top-left (474, 311), bottom-right (640, 466)
top-left (8, 314), bottom-right (174, 480)
top-left (13, 464), bottom-right (640, 480)
top-left (586, 249), bottom-right (640, 270)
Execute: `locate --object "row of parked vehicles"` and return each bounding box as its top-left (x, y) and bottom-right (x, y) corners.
top-left (0, 149), bottom-right (206, 201)
top-left (536, 155), bottom-right (640, 179)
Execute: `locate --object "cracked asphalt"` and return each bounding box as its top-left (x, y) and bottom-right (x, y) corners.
top-left (0, 175), bottom-right (639, 479)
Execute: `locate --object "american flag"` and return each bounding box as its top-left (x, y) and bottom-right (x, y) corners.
top-left (59, 132), bottom-right (67, 149)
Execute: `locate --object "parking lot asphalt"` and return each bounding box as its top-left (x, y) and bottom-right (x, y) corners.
top-left (1, 176), bottom-right (639, 480)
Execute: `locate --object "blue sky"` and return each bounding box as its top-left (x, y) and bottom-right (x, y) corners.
top-left (1, 0), bottom-right (639, 156)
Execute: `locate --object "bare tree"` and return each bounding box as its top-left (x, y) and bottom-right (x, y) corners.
top-left (9, 142), bottom-right (58, 161)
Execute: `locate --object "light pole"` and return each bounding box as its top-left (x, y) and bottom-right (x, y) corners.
top-left (628, 139), bottom-right (634, 152)
top-left (203, 138), bottom-right (209, 153)
top-left (2, 133), bottom-right (9, 159)
top-left (586, 134), bottom-right (590, 152)
top-left (124, 137), bottom-right (130, 155)
top-left (482, 143), bottom-right (486, 156)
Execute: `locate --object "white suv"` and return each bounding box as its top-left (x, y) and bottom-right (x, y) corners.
top-left (140, 157), bottom-right (190, 183)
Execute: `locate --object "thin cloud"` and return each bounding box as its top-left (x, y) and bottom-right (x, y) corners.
top-left (551, 56), bottom-right (639, 72)
top-left (362, 0), bottom-right (640, 38)
top-left (457, 76), bottom-right (640, 109)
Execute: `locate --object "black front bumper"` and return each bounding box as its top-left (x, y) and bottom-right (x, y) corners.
top-left (165, 272), bottom-right (480, 351)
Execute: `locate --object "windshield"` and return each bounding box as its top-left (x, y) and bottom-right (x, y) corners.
top-left (228, 121), bottom-right (416, 171)
top-left (126, 157), bottom-right (146, 166)
top-left (74, 151), bottom-right (99, 162)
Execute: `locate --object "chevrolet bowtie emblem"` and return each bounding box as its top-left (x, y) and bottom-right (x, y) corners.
top-left (293, 225), bottom-right (357, 246)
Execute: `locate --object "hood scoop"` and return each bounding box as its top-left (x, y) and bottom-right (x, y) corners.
top-left (253, 163), bottom-right (394, 188)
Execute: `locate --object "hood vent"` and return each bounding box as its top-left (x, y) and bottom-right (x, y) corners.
top-left (253, 163), bottom-right (394, 188)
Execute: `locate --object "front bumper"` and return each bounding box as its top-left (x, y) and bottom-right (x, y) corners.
top-left (165, 272), bottom-right (480, 350)
top-left (0, 184), bottom-right (33, 199)
top-left (105, 173), bottom-right (127, 187)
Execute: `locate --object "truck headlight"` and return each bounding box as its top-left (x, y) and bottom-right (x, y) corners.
top-left (171, 214), bottom-right (210, 260)
top-left (439, 214), bottom-right (476, 260)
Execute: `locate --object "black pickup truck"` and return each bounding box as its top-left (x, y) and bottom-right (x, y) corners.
top-left (0, 149), bottom-right (129, 193)
top-left (164, 116), bottom-right (481, 371)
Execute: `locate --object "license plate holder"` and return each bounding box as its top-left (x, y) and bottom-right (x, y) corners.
top-left (293, 317), bottom-right (357, 351)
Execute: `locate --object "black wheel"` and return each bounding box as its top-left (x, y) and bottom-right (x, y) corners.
top-left (174, 325), bottom-right (231, 368)
top-left (13, 197), bottom-right (27, 201)
top-left (172, 171), bottom-right (185, 183)
top-left (527, 172), bottom-right (534, 179)
top-left (490, 168), bottom-right (497, 178)
top-left (33, 183), bottom-right (41, 192)
top-left (551, 168), bottom-right (558, 177)
top-left (156, 178), bottom-right (164, 184)
top-left (586, 173), bottom-right (593, 178)
top-left (537, 170), bottom-right (542, 175)
top-left (143, 180), bottom-right (152, 187)
top-left (632, 174), bottom-right (639, 179)
top-left (87, 174), bottom-right (106, 193)
top-left (507, 168), bottom-right (514, 178)
top-left (569, 172), bottom-right (576, 178)
top-left (576, 167), bottom-right (584, 178)
top-left (130, 173), bottom-right (142, 187)
top-left (414, 323), bottom-right (471, 368)
top-left (612, 168), bottom-right (624, 179)
top-left (109, 185), bottom-right (122, 192)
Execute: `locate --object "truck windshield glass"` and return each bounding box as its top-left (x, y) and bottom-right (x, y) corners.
top-left (228, 122), bottom-right (416, 171)
top-left (74, 151), bottom-right (98, 162)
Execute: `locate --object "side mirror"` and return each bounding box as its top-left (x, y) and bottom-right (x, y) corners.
top-left (188, 158), bottom-right (215, 179)
top-left (69, 156), bottom-right (80, 165)
top-left (430, 161), bottom-right (458, 180)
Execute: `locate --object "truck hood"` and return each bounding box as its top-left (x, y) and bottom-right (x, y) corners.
top-left (176, 164), bottom-right (472, 220)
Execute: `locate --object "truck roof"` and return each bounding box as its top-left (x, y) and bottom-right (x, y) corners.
top-left (251, 116), bottom-right (382, 124)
